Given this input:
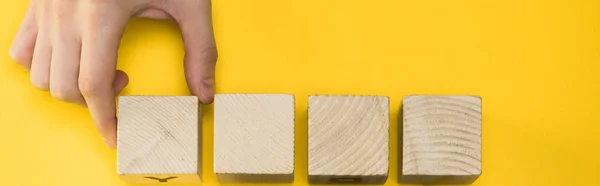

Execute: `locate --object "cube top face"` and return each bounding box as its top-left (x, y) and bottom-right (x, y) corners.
top-left (117, 96), bottom-right (199, 175)
top-left (214, 94), bottom-right (295, 174)
top-left (308, 95), bottom-right (390, 176)
top-left (402, 95), bottom-right (482, 176)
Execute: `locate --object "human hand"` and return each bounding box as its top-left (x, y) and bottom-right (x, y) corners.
top-left (9, 0), bottom-right (217, 149)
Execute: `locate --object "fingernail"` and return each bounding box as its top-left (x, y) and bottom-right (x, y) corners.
top-left (200, 78), bottom-right (215, 103)
top-left (103, 137), bottom-right (115, 149)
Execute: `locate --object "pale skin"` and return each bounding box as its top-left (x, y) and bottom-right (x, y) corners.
top-left (9, 0), bottom-right (217, 149)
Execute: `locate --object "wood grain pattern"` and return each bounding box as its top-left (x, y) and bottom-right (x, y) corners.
top-left (308, 95), bottom-right (389, 184)
top-left (401, 95), bottom-right (482, 184)
top-left (214, 94), bottom-right (295, 183)
top-left (116, 96), bottom-right (201, 184)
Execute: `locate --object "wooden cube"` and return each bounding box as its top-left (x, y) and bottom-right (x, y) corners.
top-left (401, 95), bottom-right (482, 184)
top-left (214, 94), bottom-right (295, 183)
top-left (116, 96), bottom-right (201, 184)
top-left (308, 95), bottom-right (390, 184)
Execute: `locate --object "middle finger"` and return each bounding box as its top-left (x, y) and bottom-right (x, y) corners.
top-left (49, 1), bottom-right (85, 105)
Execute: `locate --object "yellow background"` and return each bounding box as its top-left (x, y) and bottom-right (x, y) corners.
top-left (1, 0), bottom-right (599, 185)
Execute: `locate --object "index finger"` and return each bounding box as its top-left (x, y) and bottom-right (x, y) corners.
top-left (79, 4), bottom-right (130, 149)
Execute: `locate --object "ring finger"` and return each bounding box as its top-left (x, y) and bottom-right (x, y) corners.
top-left (49, 28), bottom-right (84, 105)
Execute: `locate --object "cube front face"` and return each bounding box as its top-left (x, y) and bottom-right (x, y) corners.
top-left (308, 95), bottom-right (390, 184)
top-left (117, 96), bottom-right (201, 184)
top-left (213, 94), bottom-right (295, 183)
top-left (401, 95), bottom-right (482, 184)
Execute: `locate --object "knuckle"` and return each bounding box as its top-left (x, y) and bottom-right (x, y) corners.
top-left (198, 46), bottom-right (218, 65)
top-left (80, 0), bottom-right (112, 18)
top-left (185, 45), bottom-right (217, 66)
top-left (49, 0), bottom-right (59, 9)
top-left (81, 4), bottom-right (109, 28)
top-left (49, 0), bottom-right (78, 28)
top-left (50, 85), bottom-right (81, 102)
top-left (9, 47), bottom-right (33, 68)
top-left (52, 7), bottom-right (66, 23)
top-left (49, 0), bottom-right (63, 14)
top-left (78, 77), bottom-right (105, 97)
top-left (30, 76), bottom-right (49, 91)
top-left (85, 0), bottom-right (111, 5)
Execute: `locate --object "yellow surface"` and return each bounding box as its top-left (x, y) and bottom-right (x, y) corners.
top-left (1, 0), bottom-right (599, 185)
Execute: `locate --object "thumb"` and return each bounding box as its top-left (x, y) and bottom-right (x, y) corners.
top-left (173, 0), bottom-right (218, 104)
